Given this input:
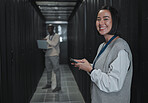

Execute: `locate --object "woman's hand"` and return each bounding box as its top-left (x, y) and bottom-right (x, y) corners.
top-left (71, 58), bottom-right (93, 72)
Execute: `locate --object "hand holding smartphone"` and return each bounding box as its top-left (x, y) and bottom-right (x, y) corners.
top-left (70, 58), bottom-right (79, 63)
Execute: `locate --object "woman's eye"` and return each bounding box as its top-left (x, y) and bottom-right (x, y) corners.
top-left (97, 19), bottom-right (101, 21)
top-left (104, 19), bottom-right (108, 20)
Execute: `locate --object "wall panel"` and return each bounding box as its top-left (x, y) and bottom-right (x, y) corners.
top-left (0, 0), bottom-right (8, 103)
top-left (0, 0), bottom-right (46, 103)
top-left (140, 0), bottom-right (148, 103)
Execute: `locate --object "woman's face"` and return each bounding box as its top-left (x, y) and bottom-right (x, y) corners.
top-left (96, 10), bottom-right (112, 35)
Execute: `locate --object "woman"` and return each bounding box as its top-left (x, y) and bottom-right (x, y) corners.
top-left (72, 6), bottom-right (133, 103)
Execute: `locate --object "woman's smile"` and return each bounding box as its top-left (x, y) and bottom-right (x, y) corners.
top-left (96, 10), bottom-right (112, 35)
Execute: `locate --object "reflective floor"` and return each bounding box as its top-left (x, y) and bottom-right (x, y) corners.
top-left (30, 64), bottom-right (85, 103)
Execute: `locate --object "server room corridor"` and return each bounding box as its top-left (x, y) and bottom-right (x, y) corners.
top-left (1, 0), bottom-right (148, 103)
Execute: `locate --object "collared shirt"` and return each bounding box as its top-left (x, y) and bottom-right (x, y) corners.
top-left (44, 33), bottom-right (60, 56)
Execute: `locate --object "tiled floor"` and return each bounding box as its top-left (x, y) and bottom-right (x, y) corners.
top-left (30, 64), bottom-right (85, 103)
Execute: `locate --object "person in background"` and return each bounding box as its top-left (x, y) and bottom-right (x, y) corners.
top-left (72, 5), bottom-right (133, 103)
top-left (42, 24), bottom-right (61, 92)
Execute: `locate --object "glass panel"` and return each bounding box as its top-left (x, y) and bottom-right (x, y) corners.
top-left (45, 16), bottom-right (68, 19)
top-left (36, 1), bottom-right (76, 6)
top-left (43, 14), bottom-right (71, 16)
top-left (41, 11), bottom-right (72, 13)
top-left (39, 7), bottom-right (74, 11)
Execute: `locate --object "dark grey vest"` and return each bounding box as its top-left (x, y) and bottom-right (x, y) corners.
top-left (91, 38), bottom-right (133, 103)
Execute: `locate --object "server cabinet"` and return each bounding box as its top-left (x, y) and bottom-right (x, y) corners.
top-left (0, 0), bottom-right (46, 103)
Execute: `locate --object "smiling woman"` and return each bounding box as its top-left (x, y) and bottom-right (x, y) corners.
top-left (72, 5), bottom-right (133, 103)
top-left (96, 10), bottom-right (112, 35)
top-left (96, 6), bottom-right (120, 36)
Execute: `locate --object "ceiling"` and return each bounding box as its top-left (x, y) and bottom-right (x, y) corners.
top-left (31, 0), bottom-right (83, 22)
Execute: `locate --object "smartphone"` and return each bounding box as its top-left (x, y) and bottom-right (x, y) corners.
top-left (70, 58), bottom-right (79, 63)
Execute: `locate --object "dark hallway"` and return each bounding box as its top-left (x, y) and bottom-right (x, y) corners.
top-left (0, 0), bottom-right (148, 103)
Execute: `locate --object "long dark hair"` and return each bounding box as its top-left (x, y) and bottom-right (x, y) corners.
top-left (97, 5), bottom-right (120, 35)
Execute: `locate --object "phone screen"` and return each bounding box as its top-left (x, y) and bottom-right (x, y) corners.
top-left (70, 58), bottom-right (78, 63)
